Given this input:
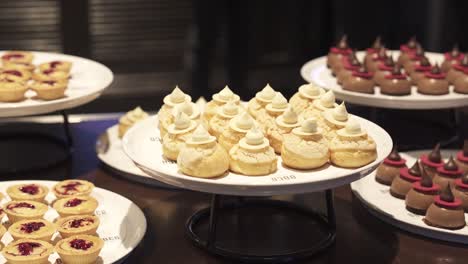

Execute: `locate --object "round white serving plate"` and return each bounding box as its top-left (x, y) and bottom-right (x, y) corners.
top-left (300, 51), bottom-right (468, 109)
top-left (0, 180), bottom-right (146, 263)
top-left (0, 51), bottom-right (113, 117)
top-left (97, 124), bottom-right (176, 188)
top-left (122, 115), bottom-right (392, 196)
top-left (351, 149), bottom-right (468, 244)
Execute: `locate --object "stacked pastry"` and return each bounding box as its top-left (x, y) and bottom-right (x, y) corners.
top-left (0, 180), bottom-right (104, 263)
top-left (327, 36), bottom-right (468, 95)
top-left (0, 51), bottom-right (73, 102)
top-left (157, 85), bottom-right (378, 178)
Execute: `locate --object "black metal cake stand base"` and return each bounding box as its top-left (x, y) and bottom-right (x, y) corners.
top-left (185, 189), bottom-right (336, 263)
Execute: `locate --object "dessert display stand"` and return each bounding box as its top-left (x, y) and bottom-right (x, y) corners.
top-left (123, 115), bottom-right (393, 262)
top-left (300, 51), bottom-right (468, 148)
top-left (0, 51), bottom-right (113, 174)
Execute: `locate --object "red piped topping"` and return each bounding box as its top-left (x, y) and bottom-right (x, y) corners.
top-left (70, 239), bottom-right (93, 250)
top-left (330, 47), bottom-right (352, 55)
top-left (455, 178), bottom-right (468, 190)
top-left (435, 196), bottom-right (462, 208)
top-left (445, 52), bottom-right (463, 61)
top-left (3, 70), bottom-right (22, 77)
top-left (457, 151), bottom-right (468, 163)
top-left (7, 202), bottom-right (35, 210)
top-left (383, 158), bottom-right (406, 166)
top-left (20, 184), bottom-right (39, 195)
top-left (420, 154), bottom-right (444, 168)
top-left (17, 242), bottom-right (41, 256)
top-left (352, 71), bottom-right (373, 79)
top-left (50, 61), bottom-right (62, 68)
top-left (56, 181), bottom-right (83, 195)
top-left (399, 167), bottom-right (422, 182)
top-left (412, 181), bottom-right (440, 192)
top-left (2, 54), bottom-right (24, 60)
top-left (436, 167), bottom-right (463, 176)
top-left (424, 65), bottom-right (446, 79)
top-left (400, 37), bottom-right (418, 53)
top-left (65, 198), bottom-right (84, 207)
top-left (21, 222), bottom-right (45, 233)
top-left (70, 218), bottom-right (94, 228)
top-left (384, 73), bottom-right (407, 80)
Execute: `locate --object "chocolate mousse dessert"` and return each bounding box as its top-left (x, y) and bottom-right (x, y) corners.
top-left (454, 68), bottom-right (468, 94)
top-left (433, 156), bottom-right (464, 190)
top-left (441, 45), bottom-right (464, 72)
top-left (447, 54), bottom-right (468, 84)
top-left (364, 37), bottom-right (384, 68)
top-left (327, 35), bottom-right (352, 72)
top-left (336, 52), bottom-right (360, 84)
top-left (409, 56), bottom-right (432, 85)
top-left (342, 65), bottom-right (375, 94)
top-left (332, 49), bottom-right (356, 76)
top-left (373, 55), bottom-right (395, 86)
top-left (398, 36), bottom-right (419, 66)
top-left (455, 140), bottom-right (468, 172)
top-left (405, 168), bottom-right (441, 215)
top-left (424, 185), bottom-right (466, 230)
top-left (380, 65), bottom-right (411, 95)
top-left (366, 47), bottom-right (387, 73)
top-left (417, 64), bottom-right (449, 95)
top-left (453, 172), bottom-right (468, 212)
top-left (390, 161), bottom-right (423, 199)
top-left (375, 147), bottom-right (407, 185)
top-left (420, 143), bottom-right (444, 178)
top-left (403, 45), bottom-right (425, 74)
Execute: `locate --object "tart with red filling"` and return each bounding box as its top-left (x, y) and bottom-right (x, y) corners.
top-left (38, 60), bottom-right (72, 73)
top-left (1, 239), bottom-right (53, 264)
top-left (1, 51), bottom-right (34, 64)
top-left (0, 69), bottom-right (31, 82)
top-left (53, 179), bottom-right (94, 198)
top-left (30, 79), bottom-right (68, 100)
top-left (8, 219), bottom-right (56, 241)
top-left (53, 196), bottom-right (98, 218)
top-left (2, 200), bottom-right (48, 223)
top-left (55, 235), bottom-right (104, 264)
top-left (2, 61), bottom-right (35, 72)
top-left (6, 184), bottom-right (49, 203)
top-left (0, 81), bottom-right (28, 102)
top-left (32, 69), bottom-right (70, 82)
top-left (56, 215), bottom-right (100, 238)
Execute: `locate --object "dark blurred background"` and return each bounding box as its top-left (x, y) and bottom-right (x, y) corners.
top-left (1, 0), bottom-right (467, 147)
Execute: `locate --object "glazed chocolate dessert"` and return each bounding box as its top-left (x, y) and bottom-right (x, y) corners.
top-left (373, 56), bottom-right (395, 86)
top-left (342, 65), bottom-right (375, 94)
top-left (447, 54), bottom-right (468, 84)
top-left (332, 49), bottom-right (357, 76)
top-left (336, 52), bottom-right (361, 84)
top-left (398, 36), bottom-right (419, 66)
top-left (405, 167), bottom-right (441, 215)
top-left (454, 68), bottom-right (468, 94)
top-left (403, 45), bottom-right (425, 74)
top-left (417, 64), bottom-right (449, 95)
top-left (366, 47), bottom-right (387, 73)
top-left (441, 45), bottom-right (464, 72)
top-left (453, 172), bottom-right (468, 212)
top-left (433, 156), bottom-right (464, 190)
top-left (366, 36), bottom-right (383, 55)
top-left (409, 57), bottom-right (432, 85)
top-left (375, 147), bottom-right (407, 185)
top-left (380, 65), bottom-right (411, 95)
top-left (420, 143), bottom-right (444, 178)
top-left (327, 35), bottom-right (352, 71)
top-left (455, 140), bottom-right (468, 172)
top-left (424, 184), bottom-right (466, 230)
top-left (390, 161), bottom-right (423, 199)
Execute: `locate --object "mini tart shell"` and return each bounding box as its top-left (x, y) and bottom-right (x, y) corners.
top-left (6, 184), bottom-right (49, 203)
top-left (55, 234), bottom-right (104, 264)
top-left (0, 69), bottom-right (31, 82)
top-left (30, 80), bottom-right (68, 100)
top-left (2, 238), bottom-right (53, 264)
top-left (3, 201), bottom-right (48, 223)
top-left (0, 81), bottom-right (29, 102)
top-left (32, 70), bottom-right (70, 82)
top-left (38, 61), bottom-right (72, 73)
top-left (53, 180), bottom-right (95, 199)
top-left (1, 51), bottom-right (34, 64)
top-left (2, 61), bottom-right (36, 72)
top-left (56, 215), bottom-right (100, 238)
top-left (8, 219), bottom-right (56, 241)
top-left (53, 196), bottom-right (99, 218)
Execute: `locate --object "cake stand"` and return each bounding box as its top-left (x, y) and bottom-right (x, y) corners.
top-left (351, 149), bottom-right (468, 244)
top-left (122, 115), bottom-right (392, 262)
top-left (0, 51), bottom-right (113, 173)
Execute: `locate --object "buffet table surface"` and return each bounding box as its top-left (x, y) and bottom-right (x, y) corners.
top-left (1, 113), bottom-right (467, 264)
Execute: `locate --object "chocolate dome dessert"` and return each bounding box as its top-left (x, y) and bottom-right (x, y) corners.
top-left (373, 55), bottom-right (396, 86)
top-left (404, 45), bottom-right (425, 74)
top-left (366, 36), bottom-right (383, 55)
top-left (375, 147), bottom-right (407, 185)
top-left (454, 69), bottom-right (468, 94)
top-left (417, 64), bottom-right (449, 95)
top-left (380, 65), bottom-right (411, 95)
top-left (327, 35), bottom-right (352, 71)
top-left (424, 184), bottom-right (466, 230)
top-left (366, 47), bottom-right (387, 73)
top-left (447, 54), bottom-right (468, 84)
top-left (390, 161), bottom-right (423, 199)
top-left (409, 56), bottom-right (432, 85)
top-left (420, 143), bottom-right (444, 178)
top-left (433, 156), bottom-right (464, 190)
top-left (405, 167), bottom-right (441, 215)
top-left (455, 140), bottom-right (468, 172)
top-left (398, 36), bottom-right (419, 66)
top-left (342, 65), bottom-right (375, 94)
top-left (336, 51), bottom-right (360, 84)
top-left (441, 44), bottom-right (464, 72)
top-left (453, 172), bottom-right (468, 212)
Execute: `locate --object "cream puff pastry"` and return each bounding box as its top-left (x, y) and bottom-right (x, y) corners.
top-left (321, 102), bottom-right (349, 141)
top-left (229, 127), bottom-right (277, 176)
top-left (208, 100), bottom-right (241, 138)
top-left (256, 92), bottom-right (288, 132)
top-left (289, 83), bottom-right (325, 113)
top-left (218, 111), bottom-right (256, 151)
top-left (158, 86), bottom-right (191, 130)
top-left (160, 100), bottom-right (200, 137)
top-left (281, 118), bottom-right (329, 169)
top-left (118, 106), bottom-right (149, 138)
top-left (178, 125), bottom-right (229, 178)
top-left (329, 118), bottom-right (377, 168)
top-left (266, 106), bottom-right (302, 154)
top-left (247, 84), bottom-right (276, 118)
top-left (303, 90), bottom-right (338, 119)
top-left (203, 85), bottom-right (240, 122)
top-left (162, 111), bottom-right (197, 161)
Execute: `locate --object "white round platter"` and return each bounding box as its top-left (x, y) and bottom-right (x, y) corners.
top-left (300, 51), bottom-right (468, 109)
top-left (0, 51), bottom-right (113, 117)
top-left (350, 149), bottom-right (468, 244)
top-left (122, 115), bottom-right (392, 196)
top-left (0, 180), bottom-right (146, 263)
top-left (96, 124), bottom-right (176, 188)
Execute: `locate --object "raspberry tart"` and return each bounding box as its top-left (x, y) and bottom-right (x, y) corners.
top-left (38, 60), bottom-right (72, 73)
top-left (32, 69), bottom-right (70, 82)
top-left (8, 219), bottom-right (56, 241)
top-left (0, 81), bottom-right (29, 102)
top-left (30, 79), bottom-right (68, 101)
top-left (6, 184), bottom-right (49, 203)
top-left (2, 200), bottom-right (48, 223)
top-left (55, 235), bottom-right (104, 264)
top-left (53, 196), bottom-right (98, 218)
top-left (56, 215), bottom-right (100, 238)
top-left (1, 239), bottom-right (53, 264)
top-left (0, 69), bottom-right (31, 82)
top-left (53, 180), bottom-right (94, 198)
top-left (1, 51), bottom-right (34, 64)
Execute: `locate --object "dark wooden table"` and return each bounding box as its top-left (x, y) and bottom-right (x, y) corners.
top-left (1, 115), bottom-right (467, 264)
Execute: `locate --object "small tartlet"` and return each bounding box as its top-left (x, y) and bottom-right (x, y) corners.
top-left (56, 215), bottom-right (100, 238)
top-left (53, 179), bottom-right (95, 198)
top-left (32, 70), bottom-right (70, 82)
top-left (2, 200), bottom-right (48, 223)
top-left (8, 219), bottom-right (56, 241)
top-left (38, 60), bottom-right (72, 73)
top-left (1, 51), bottom-right (34, 64)
top-left (1, 238), bottom-right (53, 264)
top-left (30, 80), bottom-right (68, 100)
top-left (53, 196), bottom-right (99, 218)
top-left (6, 184), bottom-right (49, 203)
top-left (55, 234), bottom-right (104, 264)
top-left (0, 81), bottom-right (29, 102)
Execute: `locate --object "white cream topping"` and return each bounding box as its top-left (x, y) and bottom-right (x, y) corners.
top-left (188, 124), bottom-right (216, 144)
top-left (282, 106), bottom-right (298, 124)
top-left (319, 90), bottom-right (335, 108)
top-left (218, 86), bottom-right (234, 100)
top-left (239, 127), bottom-right (269, 150)
top-left (293, 118), bottom-right (321, 136)
top-left (270, 92), bottom-right (288, 110)
top-left (178, 101), bottom-right (193, 116)
top-left (169, 86), bottom-right (186, 104)
top-left (222, 100), bottom-right (239, 116)
top-left (230, 112), bottom-right (255, 132)
top-left (337, 118), bottom-right (366, 137)
top-left (299, 83), bottom-right (323, 98)
top-left (120, 106), bottom-right (148, 125)
top-left (174, 111), bottom-right (191, 130)
top-left (256, 83), bottom-right (276, 102)
top-left (332, 102), bottom-right (348, 121)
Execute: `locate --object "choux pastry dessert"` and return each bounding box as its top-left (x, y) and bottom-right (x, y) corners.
top-left (218, 111), bottom-right (256, 151)
top-left (162, 111), bottom-right (197, 161)
top-left (303, 90), bottom-right (338, 119)
top-left (209, 100), bottom-right (241, 138)
top-left (289, 83), bottom-right (325, 113)
top-left (256, 92), bottom-right (288, 132)
top-left (118, 106), bottom-right (149, 138)
top-left (203, 85), bottom-right (240, 122)
top-left (247, 83), bottom-right (276, 118)
top-left (266, 106), bottom-right (302, 154)
top-left (160, 100), bottom-right (200, 137)
top-left (158, 86), bottom-right (191, 131)
top-left (321, 102), bottom-right (349, 141)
